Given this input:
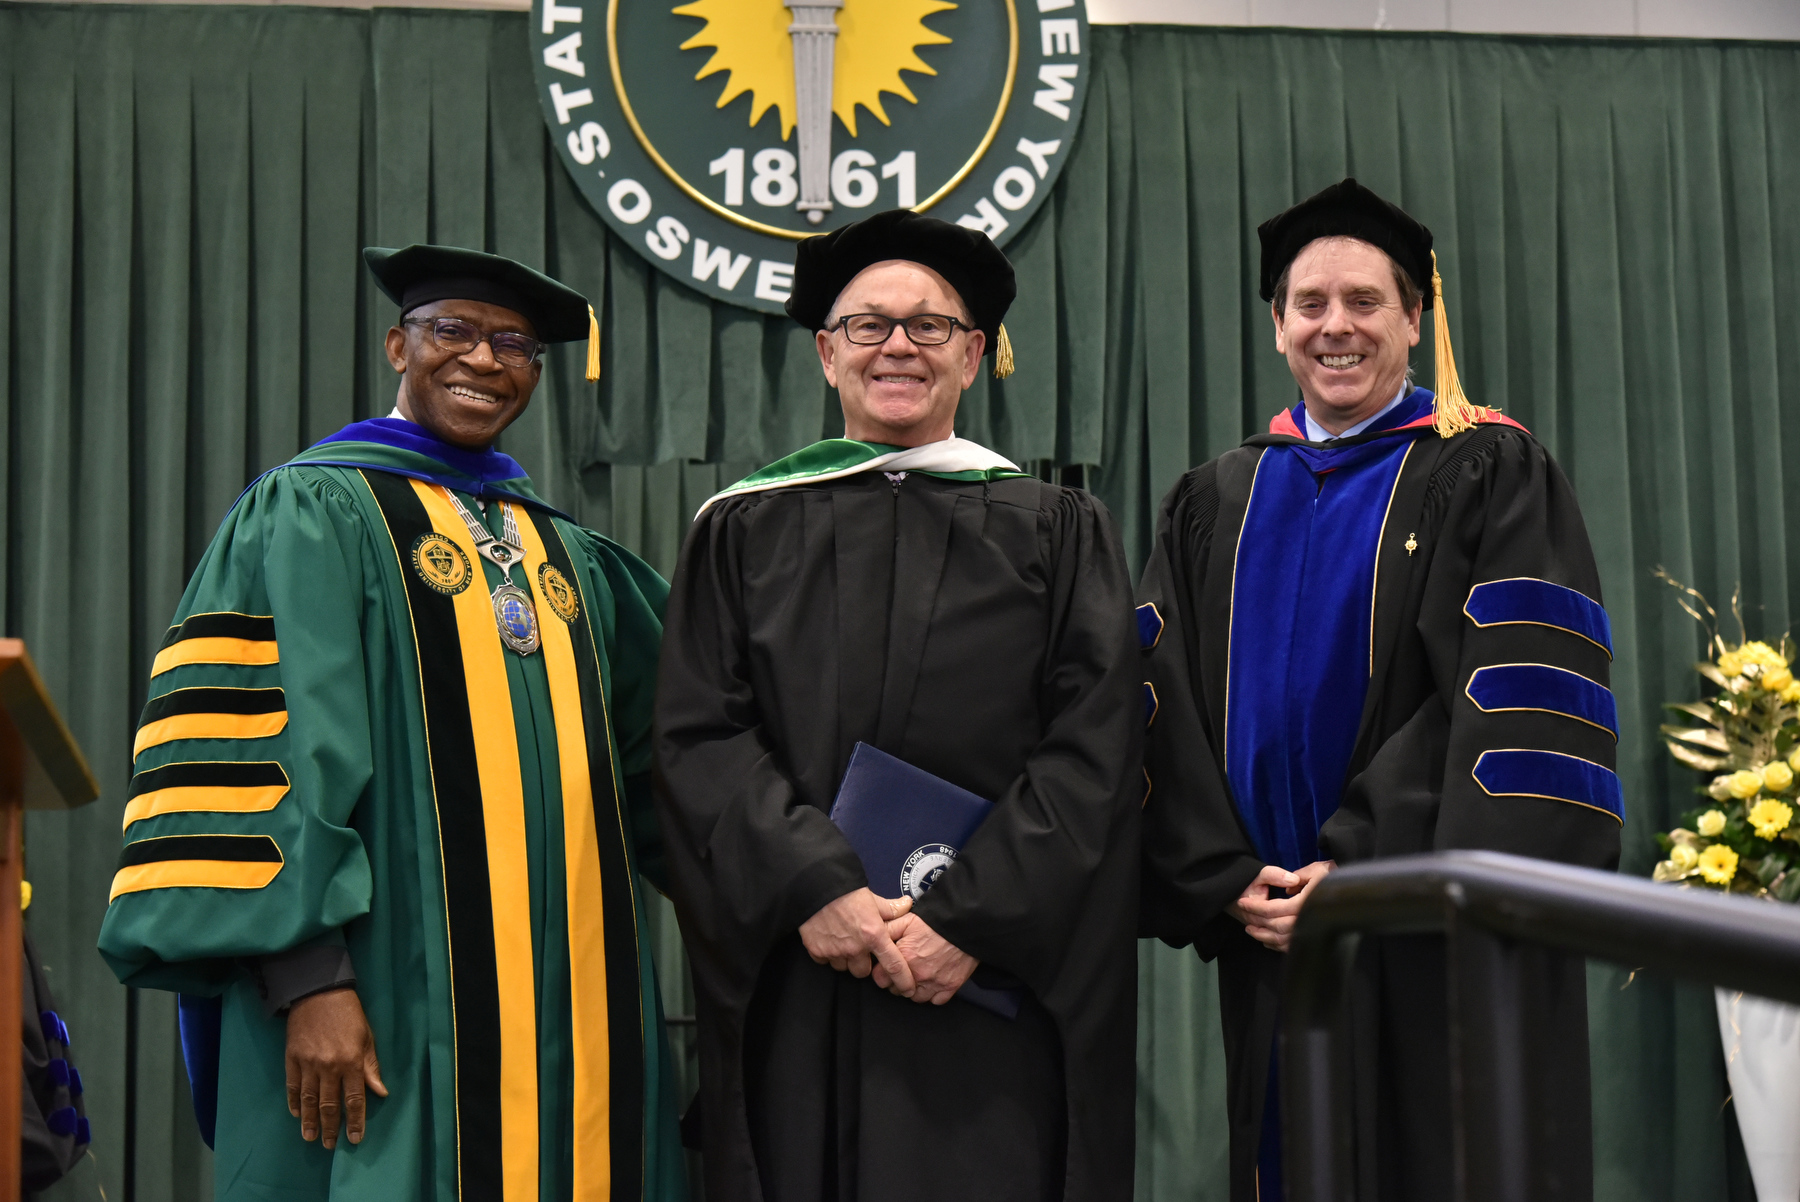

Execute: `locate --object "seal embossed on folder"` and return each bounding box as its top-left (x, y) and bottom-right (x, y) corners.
top-left (827, 742), bottom-right (1024, 1019)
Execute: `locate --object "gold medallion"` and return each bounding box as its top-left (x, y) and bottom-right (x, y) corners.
top-left (538, 564), bottom-right (580, 624)
top-left (412, 532), bottom-right (472, 595)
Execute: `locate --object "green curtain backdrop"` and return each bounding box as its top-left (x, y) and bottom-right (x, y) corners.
top-left (1, 5), bottom-right (1794, 1199)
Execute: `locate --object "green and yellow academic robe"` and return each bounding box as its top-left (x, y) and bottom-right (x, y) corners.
top-left (97, 417), bottom-right (686, 1202)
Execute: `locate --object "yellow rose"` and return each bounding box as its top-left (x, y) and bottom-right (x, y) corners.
top-left (1790, 747), bottom-right (1800, 774)
top-left (1765, 667), bottom-right (1795, 693)
top-left (1709, 775), bottom-right (1735, 800)
top-left (1749, 798), bottom-right (1794, 840)
top-left (1765, 762), bottom-right (1795, 793)
top-left (1699, 843), bottom-right (1740, 886)
top-left (1718, 652), bottom-right (1746, 678)
top-left (1745, 641), bottom-right (1784, 667)
top-left (1783, 683), bottom-right (1800, 704)
top-left (1670, 843), bottom-right (1700, 873)
top-left (1727, 770), bottom-right (1764, 800)
top-left (1697, 809), bottom-right (1728, 836)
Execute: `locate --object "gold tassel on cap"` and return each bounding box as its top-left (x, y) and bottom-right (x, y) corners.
top-left (1429, 250), bottom-right (1494, 438)
top-left (585, 303), bottom-right (602, 382)
top-left (993, 323), bottom-right (1015, 379)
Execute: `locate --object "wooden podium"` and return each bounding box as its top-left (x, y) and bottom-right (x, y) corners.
top-left (0, 641), bottom-right (98, 1201)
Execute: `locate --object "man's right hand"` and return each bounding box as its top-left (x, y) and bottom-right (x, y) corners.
top-left (799, 888), bottom-right (916, 994)
top-left (1227, 861), bottom-right (1335, 953)
top-left (285, 988), bottom-right (388, 1150)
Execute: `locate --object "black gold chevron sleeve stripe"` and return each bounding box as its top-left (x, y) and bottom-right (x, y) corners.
top-left (152, 612), bottom-right (279, 677)
top-left (109, 834), bottom-right (285, 901)
top-left (134, 687), bottom-right (287, 758)
top-left (123, 761), bottom-right (291, 830)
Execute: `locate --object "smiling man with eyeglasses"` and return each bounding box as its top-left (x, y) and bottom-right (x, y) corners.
top-left (390, 308), bottom-right (545, 444)
top-left (1137, 180), bottom-right (1620, 1202)
top-left (99, 244), bottom-right (688, 1201)
top-left (654, 209), bottom-right (1143, 1202)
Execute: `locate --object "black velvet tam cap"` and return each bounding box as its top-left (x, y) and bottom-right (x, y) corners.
top-left (363, 245), bottom-right (592, 342)
top-left (784, 209), bottom-right (1017, 356)
top-left (1257, 179), bottom-right (1434, 308)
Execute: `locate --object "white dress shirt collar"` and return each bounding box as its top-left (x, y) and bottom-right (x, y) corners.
top-left (1303, 381), bottom-right (1413, 443)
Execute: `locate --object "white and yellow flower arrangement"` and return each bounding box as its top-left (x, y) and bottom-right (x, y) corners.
top-left (1654, 574), bottom-right (1800, 899)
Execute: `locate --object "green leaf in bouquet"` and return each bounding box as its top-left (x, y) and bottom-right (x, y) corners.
top-left (1775, 871), bottom-right (1800, 903)
top-left (1756, 856), bottom-right (1784, 886)
top-left (1661, 725), bottom-right (1730, 752)
top-left (1665, 700), bottom-right (1723, 724)
top-left (1668, 745), bottom-right (1729, 771)
top-left (1696, 662), bottom-right (1731, 688)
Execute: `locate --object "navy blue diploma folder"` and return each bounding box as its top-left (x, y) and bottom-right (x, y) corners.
top-left (827, 742), bottom-right (1024, 1019)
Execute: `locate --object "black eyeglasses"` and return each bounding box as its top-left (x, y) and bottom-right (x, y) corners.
top-left (834, 313), bottom-right (966, 347)
top-left (404, 317), bottom-right (545, 368)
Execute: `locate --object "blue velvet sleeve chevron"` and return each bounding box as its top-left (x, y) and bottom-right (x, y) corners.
top-left (1136, 603), bottom-right (1164, 651)
top-left (1143, 682), bottom-right (1159, 728)
top-left (1466, 663), bottom-right (1618, 738)
top-left (1472, 749), bottom-right (1625, 822)
top-left (1464, 578), bottom-right (1613, 656)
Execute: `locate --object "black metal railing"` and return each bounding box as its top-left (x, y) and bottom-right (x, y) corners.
top-left (1281, 850), bottom-right (1800, 1202)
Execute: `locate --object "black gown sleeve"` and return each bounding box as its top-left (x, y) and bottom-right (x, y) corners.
top-left (256, 934), bottom-right (356, 1016)
top-left (1135, 466), bottom-right (1266, 956)
top-left (1322, 427), bottom-right (1623, 870)
top-left (653, 498), bottom-right (868, 986)
top-left (909, 486), bottom-right (1142, 993)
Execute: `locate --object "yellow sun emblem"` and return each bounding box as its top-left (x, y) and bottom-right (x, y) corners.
top-left (672, 0), bottom-right (956, 139)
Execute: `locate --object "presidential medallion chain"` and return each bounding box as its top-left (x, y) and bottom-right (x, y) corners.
top-left (444, 492), bottom-right (540, 656)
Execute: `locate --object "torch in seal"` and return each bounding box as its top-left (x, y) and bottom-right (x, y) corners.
top-left (786, 0), bottom-right (842, 225)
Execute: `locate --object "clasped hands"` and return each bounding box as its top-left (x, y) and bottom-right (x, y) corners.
top-left (798, 887), bottom-right (977, 1004)
top-left (1227, 860), bottom-right (1336, 953)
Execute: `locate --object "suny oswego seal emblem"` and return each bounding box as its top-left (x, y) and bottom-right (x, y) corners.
top-left (531, 0), bottom-right (1089, 313)
top-left (412, 532), bottom-right (473, 596)
top-left (537, 563), bottom-right (582, 623)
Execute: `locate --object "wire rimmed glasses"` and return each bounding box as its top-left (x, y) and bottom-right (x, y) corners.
top-left (404, 317), bottom-right (546, 368)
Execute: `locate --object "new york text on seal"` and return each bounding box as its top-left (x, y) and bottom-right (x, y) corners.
top-left (900, 843), bottom-right (957, 900)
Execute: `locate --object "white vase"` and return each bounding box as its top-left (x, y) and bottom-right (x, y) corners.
top-left (1716, 986), bottom-right (1800, 1202)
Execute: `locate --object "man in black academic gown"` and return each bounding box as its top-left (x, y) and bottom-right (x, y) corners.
top-left (1136, 180), bottom-right (1623, 1202)
top-left (655, 209), bottom-right (1142, 1202)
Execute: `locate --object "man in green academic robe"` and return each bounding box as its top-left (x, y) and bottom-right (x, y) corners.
top-left (98, 245), bottom-right (686, 1202)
